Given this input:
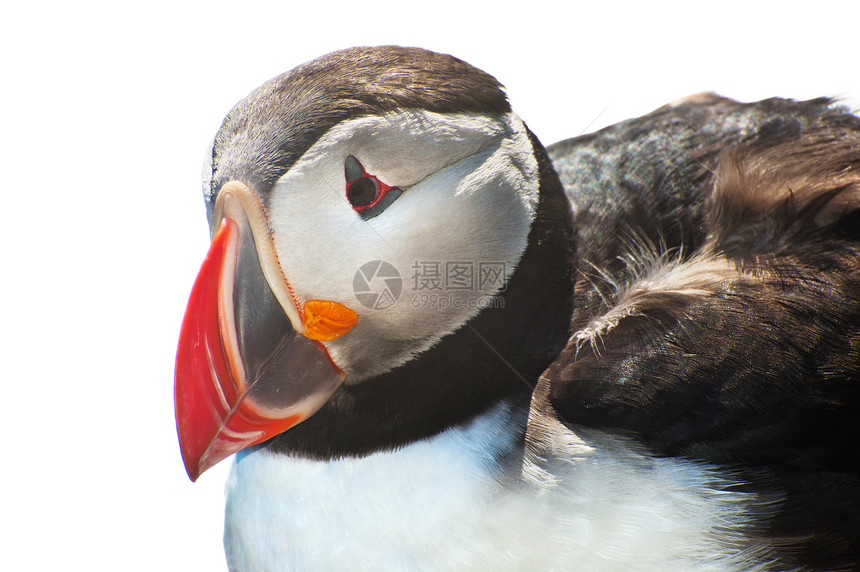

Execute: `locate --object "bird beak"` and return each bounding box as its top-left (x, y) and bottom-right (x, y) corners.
top-left (174, 182), bottom-right (357, 481)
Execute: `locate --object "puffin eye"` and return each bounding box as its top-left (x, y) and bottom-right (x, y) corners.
top-left (344, 155), bottom-right (403, 221)
top-left (347, 178), bottom-right (378, 207)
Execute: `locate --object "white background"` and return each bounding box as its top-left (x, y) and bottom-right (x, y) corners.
top-left (4, 1), bottom-right (858, 569)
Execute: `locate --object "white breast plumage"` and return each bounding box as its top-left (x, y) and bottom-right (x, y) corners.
top-left (225, 403), bottom-right (773, 571)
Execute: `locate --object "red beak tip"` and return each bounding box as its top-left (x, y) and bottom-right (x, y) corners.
top-left (184, 459), bottom-right (201, 482)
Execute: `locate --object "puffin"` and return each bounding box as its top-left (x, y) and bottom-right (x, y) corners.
top-left (175, 46), bottom-right (860, 570)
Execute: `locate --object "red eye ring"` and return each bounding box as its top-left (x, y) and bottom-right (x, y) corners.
top-left (344, 156), bottom-right (398, 213)
top-left (347, 175), bottom-right (394, 211)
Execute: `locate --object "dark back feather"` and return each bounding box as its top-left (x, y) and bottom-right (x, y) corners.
top-left (542, 95), bottom-right (860, 569)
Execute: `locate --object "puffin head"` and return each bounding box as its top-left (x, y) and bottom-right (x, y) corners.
top-left (176, 46), bottom-right (575, 480)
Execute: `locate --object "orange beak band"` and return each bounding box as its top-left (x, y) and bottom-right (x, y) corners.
top-left (175, 188), bottom-right (355, 481)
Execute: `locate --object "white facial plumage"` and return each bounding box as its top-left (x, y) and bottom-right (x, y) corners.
top-left (265, 110), bottom-right (540, 381)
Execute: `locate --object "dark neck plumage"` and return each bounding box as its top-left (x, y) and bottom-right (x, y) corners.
top-left (265, 129), bottom-right (576, 460)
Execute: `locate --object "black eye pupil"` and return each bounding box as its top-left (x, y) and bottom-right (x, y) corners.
top-left (348, 177), bottom-right (378, 207)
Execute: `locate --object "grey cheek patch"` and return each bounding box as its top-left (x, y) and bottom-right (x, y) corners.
top-left (359, 187), bottom-right (402, 221)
